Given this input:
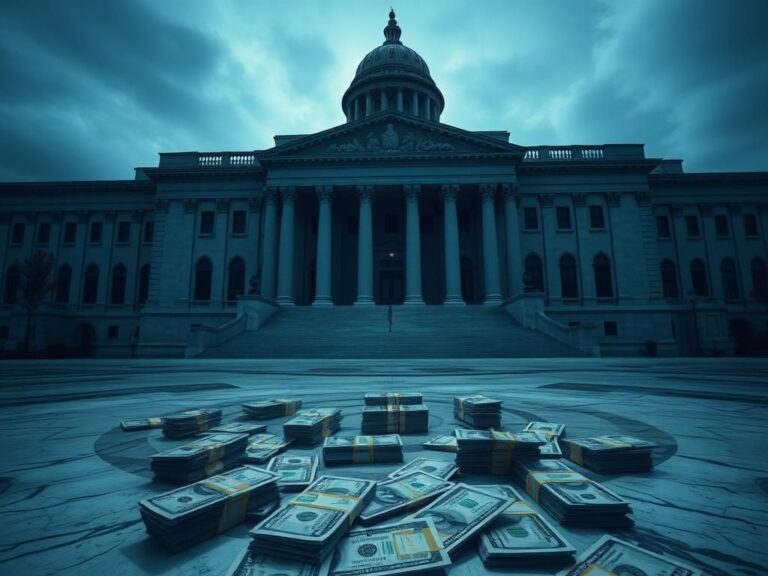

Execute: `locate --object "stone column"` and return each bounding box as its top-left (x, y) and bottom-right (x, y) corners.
top-left (480, 184), bottom-right (502, 304)
top-left (355, 186), bottom-right (375, 305)
top-left (412, 92), bottom-right (419, 118)
top-left (365, 92), bottom-right (372, 117)
top-left (404, 184), bottom-right (424, 305)
top-left (502, 184), bottom-right (522, 297)
top-left (397, 89), bottom-right (404, 112)
top-left (313, 186), bottom-right (333, 306)
top-left (353, 98), bottom-right (360, 121)
top-left (381, 90), bottom-right (388, 112)
top-left (442, 184), bottom-right (464, 305)
top-left (260, 188), bottom-right (278, 300)
top-left (275, 186), bottom-right (296, 306)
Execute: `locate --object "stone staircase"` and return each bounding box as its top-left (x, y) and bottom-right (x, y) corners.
top-left (199, 305), bottom-right (587, 358)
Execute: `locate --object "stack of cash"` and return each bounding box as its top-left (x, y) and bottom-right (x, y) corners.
top-left (453, 395), bottom-right (502, 429)
top-left (358, 471), bottom-right (454, 525)
top-left (560, 434), bottom-right (656, 473)
top-left (364, 392), bottom-right (423, 406)
top-left (322, 434), bottom-right (403, 466)
top-left (243, 398), bottom-right (303, 420)
top-left (389, 457), bottom-right (459, 480)
top-left (208, 422), bottom-right (267, 436)
top-left (250, 475), bottom-right (377, 564)
top-left (422, 432), bottom-right (458, 452)
top-left (266, 454), bottom-right (318, 492)
top-left (242, 433), bottom-right (294, 464)
top-left (455, 429), bottom-right (547, 474)
top-left (139, 465), bottom-right (280, 552)
top-left (476, 485), bottom-right (575, 567)
top-left (524, 421), bottom-right (566, 458)
top-left (150, 432), bottom-right (249, 483)
top-left (557, 535), bottom-right (700, 576)
top-left (225, 547), bottom-right (331, 576)
top-left (283, 408), bottom-right (343, 445)
top-left (513, 459), bottom-right (633, 527)
top-left (406, 483), bottom-right (512, 558)
top-left (121, 417), bottom-right (163, 431)
top-left (161, 409), bottom-right (222, 439)
top-left (360, 404), bottom-right (429, 434)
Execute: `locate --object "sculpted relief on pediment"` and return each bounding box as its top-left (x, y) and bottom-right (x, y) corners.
top-left (326, 123), bottom-right (455, 154)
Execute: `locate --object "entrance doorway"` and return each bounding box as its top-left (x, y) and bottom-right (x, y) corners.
top-left (461, 256), bottom-right (476, 303)
top-left (380, 270), bottom-right (404, 304)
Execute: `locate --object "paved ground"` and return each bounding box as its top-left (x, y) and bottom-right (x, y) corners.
top-left (0, 358), bottom-right (766, 575)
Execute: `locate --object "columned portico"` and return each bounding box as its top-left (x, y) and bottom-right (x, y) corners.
top-left (276, 186), bottom-right (296, 306)
top-left (404, 184), bottom-right (424, 305)
top-left (313, 186), bottom-right (333, 305)
top-left (442, 184), bottom-right (464, 305)
top-left (260, 187), bottom-right (278, 300)
top-left (503, 183), bottom-right (522, 297)
top-left (355, 185), bottom-right (375, 305)
top-left (480, 184), bottom-right (503, 304)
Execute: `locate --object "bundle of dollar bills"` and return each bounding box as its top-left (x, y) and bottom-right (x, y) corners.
top-left (475, 484), bottom-right (575, 567)
top-left (556, 535), bottom-right (701, 576)
top-left (524, 421), bottom-right (566, 438)
top-left (389, 457), bottom-right (459, 480)
top-left (538, 436), bottom-right (563, 458)
top-left (121, 417), bottom-right (163, 431)
top-left (161, 408), bottom-right (222, 439)
top-left (560, 434), bottom-right (656, 473)
top-left (322, 434), bottom-right (403, 466)
top-left (453, 395), bottom-right (502, 429)
top-left (358, 471), bottom-right (454, 525)
top-left (406, 483), bottom-right (512, 558)
top-left (242, 433), bottom-right (294, 464)
top-left (283, 408), bottom-right (343, 445)
top-left (139, 465), bottom-right (280, 552)
top-left (513, 459), bottom-right (633, 527)
top-left (329, 518), bottom-right (451, 576)
top-left (364, 392), bottom-right (423, 406)
top-left (250, 475), bottom-right (377, 564)
top-left (361, 404), bottom-right (429, 434)
top-left (266, 454), bottom-right (318, 492)
top-left (243, 398), bottom-right (303, 420)
top-left (224, 546), bottom-right (331, 576)
top-left (208, 422), bottom-right (267, 436)
top-left (150, 432), bottom-right (249, 484)
top-left (455, 429), bottom-right (547, 474)
top-left (422, 432), bottom-right (458, 453)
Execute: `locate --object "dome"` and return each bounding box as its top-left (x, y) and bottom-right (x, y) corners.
top-left (354, 42), bottom-right (432, 83)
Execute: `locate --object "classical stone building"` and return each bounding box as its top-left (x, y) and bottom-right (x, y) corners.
top-left (1, 11), bottom-right (767, 357)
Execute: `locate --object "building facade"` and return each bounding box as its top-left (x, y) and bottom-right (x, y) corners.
top-left (1, 12), bottom-right (767, 357)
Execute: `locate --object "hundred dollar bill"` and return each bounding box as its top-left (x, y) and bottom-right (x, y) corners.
top-left (225, 545), bottom-right (331, 576)
top-left (121, 417), bottom-right (163, 431)
top-left (388, 457), bottom-right (458, 480)
top-left (557, 535), bottom-right (700, 576)
top-left (539, 437), bottom-right (563, 458)
top-left (358, 471), bottom-right (454, 525)
top-left (267, 454), bottom-right (318, 491)
top-left (330, 518), bottom-right (451, 576)
top-left (407, 483), bottom-right (512, 556)
top-left (243, 433), bottom-right (294, 463)
top-left (422, 433), bottom-right (458, 453)
top-left (524, 421), bottom-right (566, 438)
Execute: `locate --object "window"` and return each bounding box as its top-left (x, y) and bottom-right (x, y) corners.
top-left (751, 258), bottom-right (768, 300)
top-left (555, 206), bottom-right (572, 230)
top-left (594, 254), bottom-right (613, 298)
top-left (12, 223), bottom-right (25, 244)
top-left (604, 321), bottom-right (618, 336)
top-left (384, 213), bottom-right (398, 235)
top-left (117, 222), bottom-right (131, 243)
top-left (107, 325), bottom-right (119, 340)
top-left (685, 215), bottom-right (700, 238)
top-left (194, 258), bottom-right (213, 301)
top-left (37, 222), bottom-right (51, 244)
top-left (524, 255), bottom-right (544, 292)
top-left (744, 214), bottom-right (759, 237)
top-left (690, 259), bottom-right (708, 297)
top-left (523, 207), bottom-right (538, 231)
top-left (661, 260), bottom-right (678, 298)
top-left (200, 211), bottom-right (215, 235)
top-left (589, 205), bottom-right (605, 229)
top-left (82, 264), bottom-right (99, 304)
top-left (110, 264), bottom-right (127, 304)
top-left (721, 259), bottom-right (739, 300)
top-left (559, 254), bottom-right (578, 298)
top-left (64, 222), bottom-right (77, 244)
top-left (3, 265), bottom-right (20, 304)
top-left (143, 221), bottom-right (154, 243)
top-left (232, 210), bottom-right (247, 235)
top-left (227, 257), bottom-right (245, 301)
top-left (138, 264), bottom-right (150, 305)
top-left (90, 222), bottom-right (103, 243)
top-left (56, 265), bottom-right (72, 303)
top-left (419, 214), bottom-right (434, 234)
top-left (656, 216), bottom-right (671, 238)
top-left (714, 215), bottom-right (729, 237)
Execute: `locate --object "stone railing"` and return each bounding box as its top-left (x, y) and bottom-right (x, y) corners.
top-left (523, 144), bottom-right (645, 161)
top-left (159, 152), bottom-right (258, 169)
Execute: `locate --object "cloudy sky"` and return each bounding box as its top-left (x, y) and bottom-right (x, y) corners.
top-left (1, 0), bottom-right (766, 181)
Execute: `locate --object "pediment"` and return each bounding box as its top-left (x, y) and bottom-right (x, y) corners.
top-left (261, 113), bottom-right (526, 162)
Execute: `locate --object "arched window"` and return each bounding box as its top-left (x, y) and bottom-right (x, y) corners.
top-left (194, 258), bottom-right (213, 301)
top-left (593, 254), bottom-right (613, 298)
top-left (524, 255), bottom-right (544, 292)
top-left (661, 260), bottom-right (678, 298)
top-left (690, 259), bottom-right (708, 297)
top-left (559, 254), bottom-right (578, 298)
top-left (752, 257), bottom-right (768, 300)
top-left (138, 264), bottom-right (150, 305)
top-left (56, 264), bottom-right (72, 303)
top-left (227, 257), bottom-right (245, 301)
top-left (3, 264), bottom-right (20, 304)
top-left (82, 264), bottom-right (99, 304)
top-left (110, 264), bottom-right (127, 305)
top-left (720, 259), bottom-right (739, 300)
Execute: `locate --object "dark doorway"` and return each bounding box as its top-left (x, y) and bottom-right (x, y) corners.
top-left (380, 270), bottom-right (404, 304)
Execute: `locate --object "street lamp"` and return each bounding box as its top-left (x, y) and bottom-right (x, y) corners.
top-left (688, 290), bottom-right (700, 356)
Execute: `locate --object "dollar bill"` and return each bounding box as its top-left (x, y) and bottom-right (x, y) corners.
top-left (121, 417), bottom-right (163, 431)
top-left (225, 546), bottom-right (331, 576)
top-left (358, 471), bottom-right (454, 525)
top-left (388, 457), bottom-right (458, 480)
top-left (539, 437), bottom-right (563, 458)
top-left (524, 421), bottom-right (566, 437)
top-left (267, 455), bottom-right (318, 491)
top-left (422, 433), bottom-right (458, 452)
top-left (243, 433), bottom-right (294, 463)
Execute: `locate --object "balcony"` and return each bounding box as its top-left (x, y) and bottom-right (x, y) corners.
top-left (159, 152), bottom-right (259, 169)
top-left (523, 144), bottom-right (645, 161)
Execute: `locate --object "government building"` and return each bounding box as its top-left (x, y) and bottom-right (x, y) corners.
top-left (1, 12), bottom-right (767, 358)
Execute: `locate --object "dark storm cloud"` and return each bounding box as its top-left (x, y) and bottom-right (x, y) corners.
top-left (270, 29), bottom-right (336, 97)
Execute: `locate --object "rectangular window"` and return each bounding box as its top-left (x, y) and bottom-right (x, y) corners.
top-left (744, 214), bottom-right (759, 237)
top-left (107, 325), bottom-right (119, 340)
top-left (555, 206), bottom-right (572, 230)
top-left (117, 221), bottom-right (131, 243)
top-left (200, 211), bottom-right (215, 235)
top-left (714, 214), bottom-right (729, 237)
top-left (523, 207), bottom-right (538, 231)
top-left (656, 216), bottom-right (671, 238)
top-left (232, 210), bottom-right (247, 235)
top-left (384, 213), bottom-right (398, 235)
top-left (64, 222), bottom-right (77, 244)
top-left (589, 205), bottom-right (605, 229)
top-left (37, 222), bottom-right (51, 244)
top-left (419, 214), bottom-right (434, 234)
top-left (143, 221), bottom-right (154, 243)
top-left (685, 215), bottom-right (700, 238)
top-left (12, 223), bottom-right (25, 244)
top-left (603, 321), bottom-right (618, 336)
top-left (90, 222), bottom-right (103, 243)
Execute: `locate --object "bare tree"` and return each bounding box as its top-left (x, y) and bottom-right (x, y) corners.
top-left (20, 251), bottom-right (55, 352)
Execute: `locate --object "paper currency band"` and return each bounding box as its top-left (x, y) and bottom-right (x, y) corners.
top-left (288, 491), bottom-right (362, 521)
top-left (392, 527), bottom-right (443, 555)
top-left (525, 471), bottom-right (591, 501)
top-left (148, 417), bottom-right (163, 426)
top-left (202, 476), bottom-right (251, 495)
top-left (457, 397), bottom-right (465, 420)
top-left (218, 491), bottom-right (251, 532)
top-left (569, 443), bottom-right (584, 465)
top-left (321, 417), bottom-right (330, 438)
top-left (353, 436), bottom-right (375, 463)
top-left (205, 459), bottom-right (224, 476)
top-left (395, 479), bottom-right (426, 500)
top-left (590, 437), bottom-right (633, 450)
